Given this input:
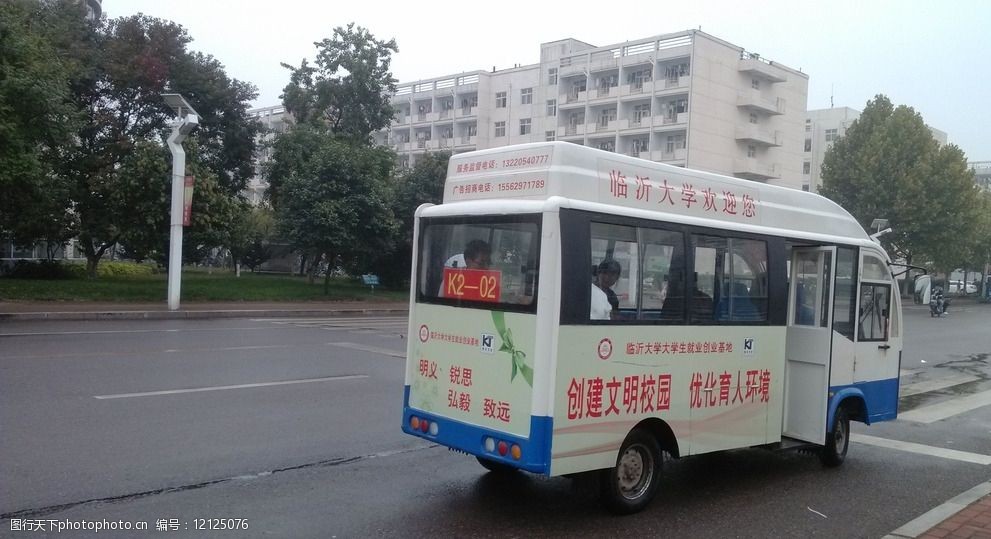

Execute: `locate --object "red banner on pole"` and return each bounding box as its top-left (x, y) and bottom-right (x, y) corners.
top-left (182, 175), bottom-right (194, 226)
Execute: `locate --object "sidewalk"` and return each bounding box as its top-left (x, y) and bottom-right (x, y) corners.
top-left (0, 300), bottom-right (409, 321)
top-left (886, 481), bottom-right (991, 538)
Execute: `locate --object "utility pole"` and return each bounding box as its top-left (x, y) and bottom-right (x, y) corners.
top-left (162, 94), bottom-right (200, 311)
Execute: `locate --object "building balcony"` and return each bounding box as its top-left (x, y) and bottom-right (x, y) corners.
top-left (624, 116), bottom-right (652, 130)
top-left (589, 121), bottom-right (613, 134)
top-left (394, 142), bottom-right (412, 152)
top-left (559, 61), bottom-right (587, 78)
top-left (651, 148), bottom-right (688, 162)
top-left (609, 118), bottom-right (629, 131)
top-left (626, 149), bottom-right (651, 160)
top-left (561, 91), bottom-right (587, 106)
top-left (415, 139), bottom-right (430, 149)
top-left (737, 91), bottom-right (785, 115)
top-left (457, 135), bottom-right (477, 147)
top-left (590, 86), bottom-right (618, 101)
top-left (735, 126), bottom-right (783, 146)
top-left (456, 106), bottom-right (475, 118)
top-left (438, 109), bottom-right (452, 120)
top-left (738, 58), bottom-right (788, 83)
top-left (438, 138), bottom-right (453, 149)
top-left (620, 81), bottom-right (654, 98)
top-left (662, 76), bottom-right (689, 91)
top-left (392, 115), bottom-right (409, 126)
top-left (733, 158), bottom-right (781, 180)
top-left (652, 112), bottom-right (688, 129)
top-left (559, 124), bottom-right (585, 137)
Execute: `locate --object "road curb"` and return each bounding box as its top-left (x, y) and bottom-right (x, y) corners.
top-left (883, 480), bottom-right (991, 538)
top-left (0, 309), bottom-right (410, 322)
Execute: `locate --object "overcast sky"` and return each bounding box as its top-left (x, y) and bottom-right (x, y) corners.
top-left (106, 0), bottom-right (989, 160)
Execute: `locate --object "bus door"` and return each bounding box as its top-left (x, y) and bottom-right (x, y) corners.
top-left (783, 246), bottom-right (836, 443)
top-left (851, 250), bottom-right (900, 420)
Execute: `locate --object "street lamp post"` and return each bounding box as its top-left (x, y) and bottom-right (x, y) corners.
top-left (162, 94), bottom-right (200, 311)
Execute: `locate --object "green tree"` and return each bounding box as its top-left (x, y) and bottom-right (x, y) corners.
top-left (280, 23), bottom-right (398, 140)
top-left (268, 24), bottom-right (401, 290)
top-left (227, 205), bottom-right (276, 275)
top-left (820, 95), bottom-right (981, 288)
top-left (0, 0), bottom-right (81, 250)
top-left (22, 7), bottom-right (262, 278)
top-left (273, 130), bottom-right (397, 292)
top-left (375, 152), bottom-right (450, 285)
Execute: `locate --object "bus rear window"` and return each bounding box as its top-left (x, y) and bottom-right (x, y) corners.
top-left (417, 217), bottom-right (540, 311)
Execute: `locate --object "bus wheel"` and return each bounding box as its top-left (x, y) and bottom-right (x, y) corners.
top-left (820, 407), bottom-right (850, 467)
top-left (600, 428), bottom-right (662, 514)
top-left (476, 456), bottom-right (517, 474)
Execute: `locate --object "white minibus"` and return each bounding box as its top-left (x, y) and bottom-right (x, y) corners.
top-left (402, 142), bottom-right (902, 513)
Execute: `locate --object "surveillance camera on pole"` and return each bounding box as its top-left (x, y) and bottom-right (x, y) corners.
top-left (162, 93), bottom-right (200, 311)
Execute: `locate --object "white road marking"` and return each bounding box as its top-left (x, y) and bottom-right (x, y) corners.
top-left (897, 389), bottom-right (991, 423)
top-left (899, 373), bottom-right (980, 397)
top-left (93, 375), bottom-right (368, 399)
top-left (329, 342), bottom-right (406, 358)
top-left (852, 434), bottom-right (991, 465)
top-left (162, 344), bottom-right (294, 354)
top-left (1, 327), bottom-right (280, 337)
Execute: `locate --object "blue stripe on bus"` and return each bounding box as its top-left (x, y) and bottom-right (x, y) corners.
top-left (402, 385), bottom-right (553, 474)
top-left (827, 377), bottom-right (899, 427)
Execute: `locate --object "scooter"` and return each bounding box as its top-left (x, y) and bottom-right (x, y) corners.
top-left (930, 287), bottom-right (950, 317)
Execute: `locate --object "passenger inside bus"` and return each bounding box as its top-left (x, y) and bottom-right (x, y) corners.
top-left (591, 259), bottom-right (621, 320)
top-left (660, 269), bottom-right (712, 321)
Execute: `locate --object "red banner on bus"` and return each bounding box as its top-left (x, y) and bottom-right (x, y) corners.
top-left (443, 268), bottom-right (501, 303)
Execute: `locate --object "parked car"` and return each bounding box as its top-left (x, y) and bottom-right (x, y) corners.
top-left (948, 280), bottom-right (977, 294)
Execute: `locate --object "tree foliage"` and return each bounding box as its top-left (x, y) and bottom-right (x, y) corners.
top-left (272, 129), bottom-right (397, 291)
top-left (820, 95), bottom-right (982, 276)
top-left (280, 23), bottom-right (398, 141)
top-left (269, 24), bottom-right (402, 291)
top-left (374, 152), bottom-right (450, 285)
top-left (2, 3), bottom-right (261, 277)
top-left (0, 0), bottom-right (81, 249)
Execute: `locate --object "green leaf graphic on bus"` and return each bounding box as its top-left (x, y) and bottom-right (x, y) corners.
top-left (491, 311), bottom-right (533, 387)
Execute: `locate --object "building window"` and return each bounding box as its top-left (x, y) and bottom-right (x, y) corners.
top-left (546, 130), bottom-right (556, 142)
top-left (548, 68), bottom-right (558, 85)
top-left (747, 144), bottom-right (757, 158)
top-left (495, 92), bottom-right (506, 108)
top-left (825, 128), bottom-right (838, 142)
top-left (495, 121), bottom-right (505, 137)
top-left (547, 99), bottom-right (556, 117)
top-left (805, 119), bottom-right (812, 132)
top-left (519, 118), bottom-right (531, 135)
top-left (666, 134), bottom-right (685, 153)
top-left (804, 138), bottom-right (812, 152)
top-left (521, 88), bottom-right (532, 105)
top-left (751, 78), bottom-right (760, 90)
top-left (803, 161), bottom-right (811, 174)
top-left (749, 112), bottom-right (758, 125)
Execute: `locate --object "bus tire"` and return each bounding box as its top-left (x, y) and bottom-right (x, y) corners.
top-left (820, 407), bottom-right (850, 467)
top-left (476, 456), bottom-right (517, 474)
top-left (600, 428), bottom-right (662, 514)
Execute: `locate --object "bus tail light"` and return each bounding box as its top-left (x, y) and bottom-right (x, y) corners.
top-left (511, 444), bottom-right (522, 460)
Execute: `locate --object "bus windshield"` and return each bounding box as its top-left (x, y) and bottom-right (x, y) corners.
top-left (417, 216), bottom-right (540, 311)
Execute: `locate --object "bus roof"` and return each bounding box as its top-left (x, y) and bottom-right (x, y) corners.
top-left (442, 142), bottom-right (872, 245)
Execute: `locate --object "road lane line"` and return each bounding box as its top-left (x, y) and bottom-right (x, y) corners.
top-left (897, 388), bottom-right (991, 423)
top-left (93, 375), bottom-right (368, 399)
top-left (329, 342), bottom-right (405, 358)
top-left (899, 373), bottom-right (980, 397)
top-left (162, 344), bottom-right (294, 353)
top-left (852, 434), bottom-right (991, 465)
top-left (1, 327), bottom-right (286, 337)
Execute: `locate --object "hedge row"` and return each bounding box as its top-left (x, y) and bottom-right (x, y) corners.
top-left (2, 260), bottom-right (157, 279)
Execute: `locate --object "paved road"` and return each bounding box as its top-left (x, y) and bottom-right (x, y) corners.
top-left (1, 304), bottom-right (988, 537)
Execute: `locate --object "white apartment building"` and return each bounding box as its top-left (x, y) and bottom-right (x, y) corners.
top-left (970, 162), bottom-right (991, 192)
top-left (804, 107), bottom-right (949, 193)
top-left (377, 30), bottom-right (809, 189)
top-left (245, 104), bottom-right (293, 206)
